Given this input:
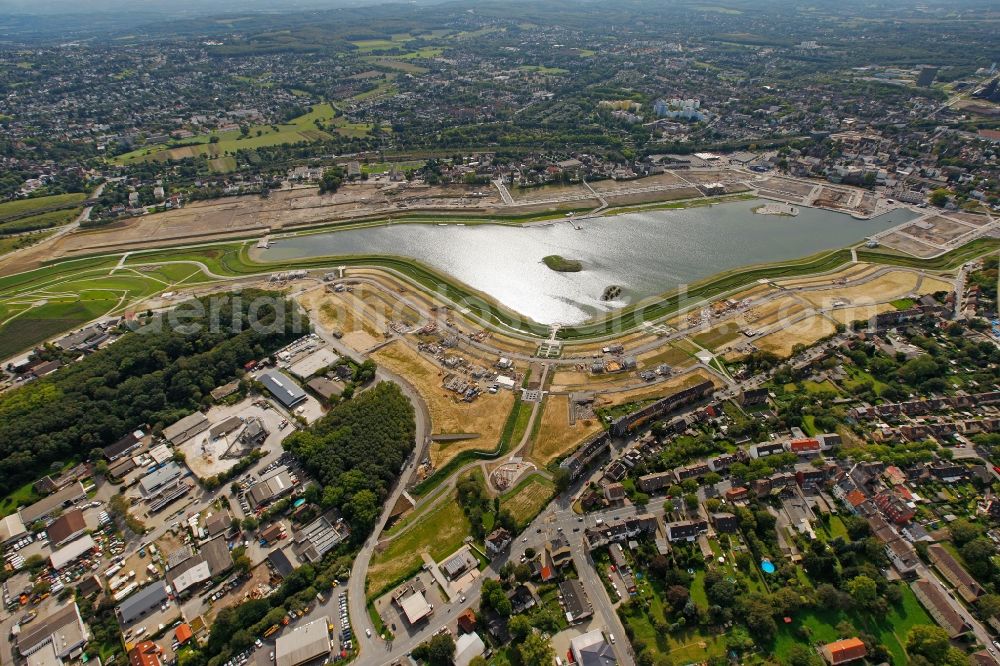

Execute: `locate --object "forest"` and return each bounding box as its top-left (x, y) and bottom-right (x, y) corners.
top-left (282, 381), bottom-right (415, 538)
top-left (0, 290), bottom-right (303, 495)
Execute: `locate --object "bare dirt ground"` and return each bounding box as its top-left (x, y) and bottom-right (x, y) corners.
top-left (878, 232), bottom-right (941, 258)
top-left (563, 331), bottom-right (660, 357)
top-left (753, 314), bottom-right (837, 357)
top-left (594, 369), bottom-right (720, 409)
top-left (371, 340), bottom-right (515, 467)
top-left (798, 271), bottom-right (922, 308)
top-left (589, 173), bottom-right (688, 192)
top-left (297, 287), bottom-right (385, 339)
top-left (827, 303), bottom-right (894, 326)
top-left (530, 395), bottom-right (602, 467)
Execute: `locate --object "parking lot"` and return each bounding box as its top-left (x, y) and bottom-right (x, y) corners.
top-left (372, 571), bottom-right (450, 641)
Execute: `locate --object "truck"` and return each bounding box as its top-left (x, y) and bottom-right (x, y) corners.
top-left (263, 624), bottom-right (280, 638)
top-left (114, 583), bottom-right (138, 602)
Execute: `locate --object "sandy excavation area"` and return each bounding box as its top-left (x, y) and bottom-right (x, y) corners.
top-left (372, 340), bottom-right (515, 468)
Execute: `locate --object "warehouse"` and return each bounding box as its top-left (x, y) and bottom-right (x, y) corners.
top-left (16, 602), bottom-right (89, 659)
top-left (49, 535), bottom-right (96, 570)
top-left (19, 482), bottom-right (86, 525)
top-left (274, 617), bottom-right (331, 666)
top-left (259, 371), bottom-right (308, 409)
top-left (116, 581), bottom-right (168, 625)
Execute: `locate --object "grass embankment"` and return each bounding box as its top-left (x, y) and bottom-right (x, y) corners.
top-left (542, 255), bottom-right (583, 272)
top-left (365, 489), bottom-right (470, 600)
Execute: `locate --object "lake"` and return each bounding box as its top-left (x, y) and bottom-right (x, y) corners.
top-left (260, 199), bottom-right (915, 325)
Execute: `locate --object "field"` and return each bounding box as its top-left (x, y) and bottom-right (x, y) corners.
top-left (691, 322), bottom-right (742, 350)
top-left (501, 474), bottom-right (555, 528)
top-left (371, 340), bottom-right (515, 467)
top-left (365, 490), bottom-right (470, 599)
top-left (530, 395), bottom-right (603, 466)
top-left (0, 193), bottom-right (86, 234)
top-left (113, 103), bottom-right (362, 165)
top-left (753, 314), bottom-right (837, 357)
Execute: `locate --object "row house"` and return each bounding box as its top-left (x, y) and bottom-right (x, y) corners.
top-left (584, 514), bottom-right (660, 549)
top-left (674, 462), bottom-right (711, 482)
top-left (665, 519), bottom-right (709, 542)
top-left (637, 471), bottom-right (674, 494)
top-left (750, 441), bottom-right (786, 459)
top-left (873, 491), bottom-right (916, 525)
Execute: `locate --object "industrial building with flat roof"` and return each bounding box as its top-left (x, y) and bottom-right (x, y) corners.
top-left (247, 466), bottom-right (296, 508)
top-left (259, 371), bottom-right (308, 409)
top-left (16, 602), bottom-right (89, 659)
top-left (139, 462), bottom-right (183, 498)
top-left (162, 412), bottom-right (209, 444)
top-left (274, 616), bottom-right (331, 666)
top-left (19, 482), bottom-right (86, 525)
top-left (116, 581), bottom-right (168, 625)
top-left (49, 534), bottom-right (96, 570)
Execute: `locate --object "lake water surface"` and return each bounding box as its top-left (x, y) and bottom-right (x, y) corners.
top-left (261, 199), bottom-right (915, 324)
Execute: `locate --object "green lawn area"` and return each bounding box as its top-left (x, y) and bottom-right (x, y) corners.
top-left (518, 65), bottom-right (569, 74)
top-left (113, 103), bottom-right (352, 164)
top-left (692, 324), bottom-right (741, 350)
top-left (501, 474), bottom-right (554, 529)
top-left (824, 515), bottom-right (850, 541)
top-left (360, 160), bottom-right (425, 175)
top-left (0, 229), bottom-right (57, 256)
top-left (841, 365), bottom-right (892, 396)
top-left (891, 297), bottom-right (916, 310)
top-left (0, 193), bottom-right (86, 219)
top-left (0, 480), bottom-right (41, 518)
top-left (772, 585), bottom-right (930, 665)
top-left (619, 602), bottom-right (726, 664)
top-left (802, 414), bottom-right (818, 436)
top-left (366, 490), bottom-right (471, 599)
top-left (350, 33), bottom-right (415, 53)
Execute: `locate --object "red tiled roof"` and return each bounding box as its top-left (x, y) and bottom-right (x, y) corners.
top-left (175, 623), bottom-right (193, 644)
top-left (822, 637), bottom-right (867, 664)
top-left (846, 490), bottom-right (867, 507)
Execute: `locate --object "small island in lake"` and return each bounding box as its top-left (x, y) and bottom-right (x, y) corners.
top-left (601, 285), bottom-right (623, 301)
top-left (543, 255), bottom-right (583, 272)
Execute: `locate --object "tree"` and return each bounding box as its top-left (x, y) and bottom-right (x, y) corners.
top-left (413, 632), bottom-right (455, 666)
top-left (906, 624), bottom-right (951, 663)
top-left (960, 537), bottom-right (994, 580)
top-left (949, 518), bottom-right (984, 545)
top-left (508, 614), bottom-right (532, 640)
top-left (518, 632), bottom-right (554, 666)
top-left (553, 467), bottom-right (571, 492)
top-left (930, 188), bottom-right (950, 207)
top-left (785, 644), bottom-right (823, 666)
top-left (847, 575), bottom-right (878, 610)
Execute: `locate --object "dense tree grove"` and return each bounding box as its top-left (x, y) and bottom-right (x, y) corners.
top-left (282, 381), bottom-right (415, 538)
top-left (0, 290), bottom-right (302, 494)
